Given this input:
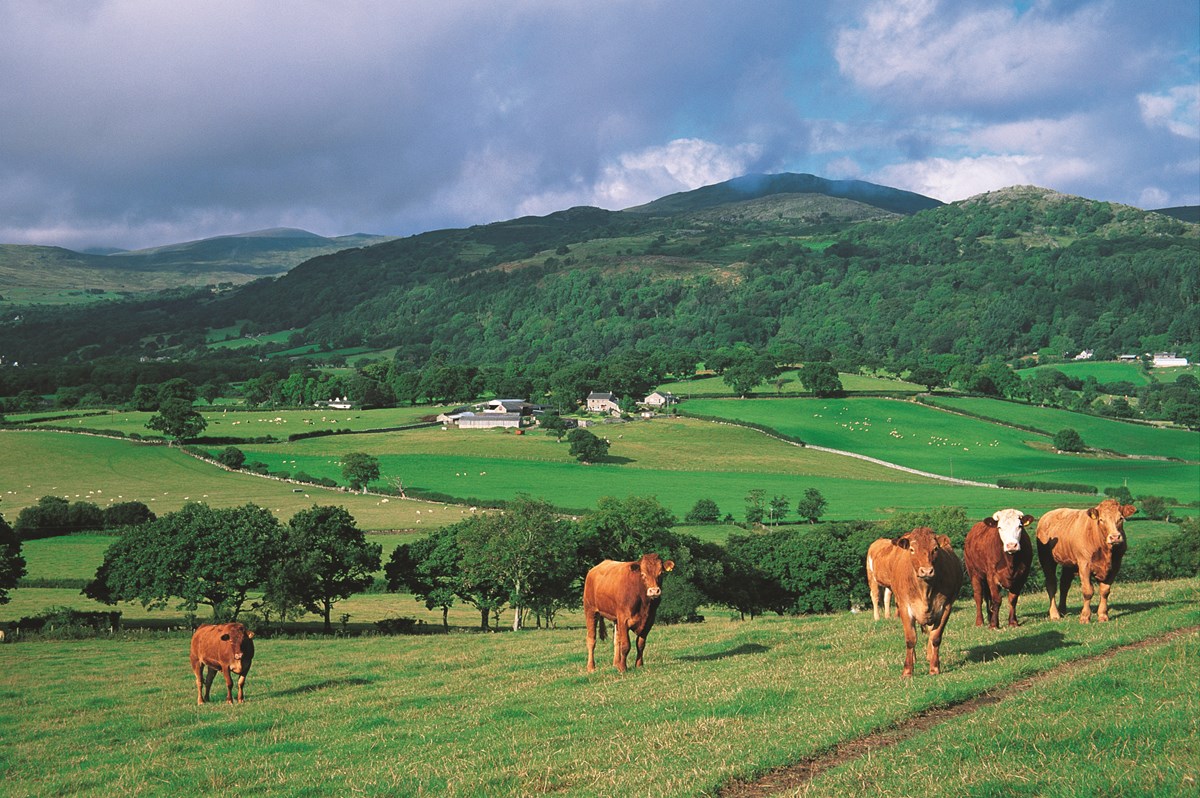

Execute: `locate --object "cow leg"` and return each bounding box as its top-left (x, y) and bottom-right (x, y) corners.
top-left (986, 580), bottom-right (1002, 629)
top-left (1005, 590), bottom-right (1021, 627)
top-left (869, 576), bottom-right (882, 621)
top-left (883, 587), bottom-right (892, 619)
top-left (221, 666), bottom-right (235, 704)
top-left (970, 574), bottom-right (986, 627)
top-left (1056, 565), bottom-right (1076, 620)
top-left (899, 609), bottom-right (917, 678)
top-left (1037, 541), bottom-right (1061, 619)
top-left (202, 665), bottom-right (218, 703)
top-left (193, 659), bottom-right (205, 705)
top-left (634, 631), bottom-right (648, 668)
top-left (613, 618), bottom-right (631, 673)
top-left (1096, 580), bottom-right (1113, 622)
top-left (1076, 562), bottom-right (1094, 624)
top-left (584, 608), bottom-right (598, 673)
top-left (236, 673), bottom-right (248, 703)
top-left (926, 604), bottom-right (953, 675)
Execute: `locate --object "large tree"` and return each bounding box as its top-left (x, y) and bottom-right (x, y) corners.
top-left (0, 512), bottom-right (26, 605)
top-left (385, 529), bottom-right (461, 628)
top-left (269, 505), bottom-right (381, 633)
top-left (146, 397), bottom-right (207, 443)
top-left (800, 362), bottom-right (843, 397)
top-left (341, 452), bottom-right (381, 493)
top-left (86, 502), bottom-right (283, 619)
top-left (567, 428), bottom-right (609, 463)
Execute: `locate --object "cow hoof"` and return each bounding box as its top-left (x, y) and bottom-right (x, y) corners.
top-left (1098, 614), bottom-right (1109, 622)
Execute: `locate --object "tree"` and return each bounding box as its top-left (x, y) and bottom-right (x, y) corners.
top-left (908, 366), bottom-right (946, 392)
top-left (101, 501), bottom-right (155, 529)
top-left (567, 428), bottom-right (609, 463)
top-left (217, 446), bottom-right (246, 469)
top-left (86, 502), bottom-right (283, 619)
top-left (1138, 496), bottom-right (1169, 521)
top-left (684, 498), bottom-right (721, 524)
top-left (801, 362), bottom-right (843, 397)
top-left (0, 512), bottom-right (26, 605)
top-left (582, 495), bottom-right (677, 562)
top-left (1053, 428), bottom-right (1086, 452)
top-left (539, 412), bottom-right (569, 442)
top-left (386, 529), bottom-right (461, 628)
top-left (768, 495), bottom-right (790, 526)
top-left (796, 488), bottom-right (828, 524)
top-left (722, 351), bottom-right (774, 396)
top-left (269, 505), bottom-right (382, 633)
top-left (146, 397), bottom-right (207, 444)
top-left (744, 489), bottom-right (766, 526)
top-left (341, 452), bottom-right (381, 493)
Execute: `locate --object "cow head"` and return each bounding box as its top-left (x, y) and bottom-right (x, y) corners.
top-left (221, 623), bottom-right (255, 674)
top-left (631, 553), bottom-right (675, 598)
top-left (894, 527), bottom-right (952, 581)
top-left (1088, 499), bottom-right (1136, 546)
top-left (989, 508), bottom-right (1034, 553)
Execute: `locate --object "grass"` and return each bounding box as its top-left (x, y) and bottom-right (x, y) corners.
top-left (921, 395), bottom-right (1199, 462)
top-left (682, 397), bottom-right (1199, 503)
top-left (1, 579), bottom-right (1196, 797)
top-left (658, 369), bottom-right (922, 396)
top-left (1019, 361), bottom-right (1153, 386)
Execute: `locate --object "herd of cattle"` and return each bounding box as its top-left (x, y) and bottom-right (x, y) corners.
top-left (189, 498), bottom-right (1135, 703)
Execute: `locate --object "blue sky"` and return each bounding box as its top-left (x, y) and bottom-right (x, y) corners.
top-left (1, 0), bottom-right (1197, 250)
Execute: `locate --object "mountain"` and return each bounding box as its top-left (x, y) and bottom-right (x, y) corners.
top-left (1, 176), bottom-right (1196, 383)
top-left (0, 228), bottom-right (395, 305)
top-left (1153, 205), bottom-right (1200, 224)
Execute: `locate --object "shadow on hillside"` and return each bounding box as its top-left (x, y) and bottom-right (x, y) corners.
top-left (964, 630), bottom-right (1079, 663)
top-left (271, 677), bottom-right (374, 697)
top-left (596, 455), bottom-right (636, 465)
top-left (678, 642), bottom-right (770, 662)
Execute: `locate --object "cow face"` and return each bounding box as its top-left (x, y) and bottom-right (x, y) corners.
top-left (1088, 500), bottom-right (1136, 546)
top-left (631, 553), bottom-right (675, 598)
top-left (991, 508), bottom-right (1033, 553)
top-left (895, 527), bottom-right (950, 581)
top-left (221, 624), bottom-right (254, 674)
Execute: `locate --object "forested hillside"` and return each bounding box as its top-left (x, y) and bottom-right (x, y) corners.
top-left (1, 177), bottom-right (1195, 403)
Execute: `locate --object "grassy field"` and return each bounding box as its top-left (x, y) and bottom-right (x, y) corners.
top-left (921, 395), bottom-right (1200, 461)
top-left (682, 397), bottom-right (1199, 504)
top-left (659, 369), bottom-right (922, 396)
top-left (1018, 360), bottom-right (1200, 386)
top-left (2, 579), bottom-right (1196, 797)
top-left (0, 431), bottom-right (473, 530)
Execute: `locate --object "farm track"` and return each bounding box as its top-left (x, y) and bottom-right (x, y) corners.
top-left (715, 623), bottom-right (1200, 797)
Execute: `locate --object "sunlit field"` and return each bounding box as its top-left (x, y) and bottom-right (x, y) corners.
top-left (658, 369), bottom-right (922, 396)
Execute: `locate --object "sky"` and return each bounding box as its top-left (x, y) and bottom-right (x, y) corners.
top-left (1, 0), bottom-right (1197, 251)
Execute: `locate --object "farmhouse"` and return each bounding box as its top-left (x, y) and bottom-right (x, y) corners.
top-left (641, 391), bottom-right (677, 409)
top-left (1072, 349), bottom-right (1094, 361)
top-left (316, 396), bottom-right (354, 410)
top-left (586, 391), bottom-right (621, 415)
top-left (1152, 352), bottom-right (1189, 367)
top-left (457, 412), bottom-right (523, 429)
top-left (483, 398), bottom-right (534, 415)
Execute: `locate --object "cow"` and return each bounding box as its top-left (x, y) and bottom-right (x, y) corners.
top-left (190, 623), bottom-right (255, 704)
top-left (584, 553), bottom-right (674, 673)
top-left (865, 527), bottom-right (962, 677)
top-left (964, 509), bottom-right (1035, 628)
top-left (1036, 499), bottom-right (1135, 623)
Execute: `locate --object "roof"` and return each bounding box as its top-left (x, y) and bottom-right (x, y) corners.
top-left (587, 391), bottom-right (617, 401)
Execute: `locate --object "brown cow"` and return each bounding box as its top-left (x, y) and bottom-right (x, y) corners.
top-left (866, 527), bottom-right (962, 677)
top-left (1036, 499), bottom-right (1135, 623)
top-left (964, 508), bottom-right (1035, 628)
top-left (190, 623), bottom-right (255, 704)
top-left (584, 553), bottom-right (674, 673)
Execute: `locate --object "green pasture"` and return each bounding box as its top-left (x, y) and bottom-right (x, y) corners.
top-left (0, 431), bottom-right (471, 530)
top-left (682, 397), bottom-right (1200, 503)
top-left (20, 405), bottom-right (436, 439)
top-left (1019, 360), bottom-right (1152, 385)
top-left (2, 579), bottom-right (1196, 797)
top-left (658, 369), bottom-right (922, 396)
top-left (922, 395), bottom-right (1200, 461)
top-left (230, 417), bottom-right (1085, 521)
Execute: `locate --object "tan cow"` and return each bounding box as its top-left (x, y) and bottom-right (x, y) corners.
top-left (866, 527), bottom-right (962, 677)
top-left (190, 623), bottom-right (255, 704)
top-left (1036, 499), bottom-right (1135, 623)
top-left (584, 553), bottom-right (674, 673)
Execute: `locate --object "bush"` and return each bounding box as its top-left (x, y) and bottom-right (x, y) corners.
top-left (15, 606), bottom-right (122, 638)
top-left (217, 446), bottom-right (246, 469)
top-left (683, 498), bottom-right (721, 524)
top-left (1053, 428), bottom-right (1086, 452)
top-left (1120, 518), bottom-right (1200, 581)
top-left (102, 501), bottom-right (155, 528)
top-left (374, 617), bottom-right (421, 634)
top-left (996, 478), bottom-right (1096, 495)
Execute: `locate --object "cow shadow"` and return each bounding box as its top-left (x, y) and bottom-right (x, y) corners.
top-left (678, 643), bottom-right (771, 662)
top-left (271, 677), bottom-right (374, 697)
top-left (964, 630), bottom-right (1079, 663)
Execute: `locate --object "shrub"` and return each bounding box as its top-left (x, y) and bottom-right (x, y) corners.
top-left (15, 606), bottom-right (122, 639)
top-left (217, 446), bottom-right (246, 469)
top-left (684, 498), bottom-right (721, 524)
top-left (1053, 428), bottom-right (1086, 452)
top-left (102, 501), bottom-right (155, 528)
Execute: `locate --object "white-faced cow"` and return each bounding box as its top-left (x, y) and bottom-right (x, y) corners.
top-left (190, 623), bottom-right (255, 704)
top-left (866, 527), bottom-right (962, 677)
top-left (1036, 499), bottom-right (1135, 623)
top-left (964, 509), bottom-right (1035, 628)
top-left (584, 553), bottom-right (674, 673)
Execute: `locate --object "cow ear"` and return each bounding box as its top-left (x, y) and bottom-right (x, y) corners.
top-left (1087, 508), bottom-right (1100, 519)
top-left (664, 560), bottom-right (675, 572)
top-left (1121, 504), bottom-right (1137, 517)
top-left (220, 633), bottom-right (231, 641)
top-left (247, 631), bottom-right (254, 639)
top-left (893, 536), bottom-right (910, 549)
top-left (1021, 515), bottom-right (1035, 526)
top-left (989, 511), bottom-right (1002, 524)
top-left (629, 562), bottom-right (641, 572)
top-left (936, 535), bottom-right (954, 550)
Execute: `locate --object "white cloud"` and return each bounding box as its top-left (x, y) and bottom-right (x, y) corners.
top-left (1139, 85), bottom-right (1200, 139)
top-left (872, 153), bottom-right (1094, 202)
top-left (1138, 187), bottom-right (1171, 208)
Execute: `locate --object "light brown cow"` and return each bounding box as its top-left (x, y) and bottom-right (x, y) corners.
top-left (584, 553), bottom-right (674, 673)
top-left (190, 623), bottom-right (255, 704)
top-left (1036, 499), bottom-right (1135, 623)
top-left (866, 527), bottom-right (962, 677)
top-left (964, 509), bottom-right (1035, 628)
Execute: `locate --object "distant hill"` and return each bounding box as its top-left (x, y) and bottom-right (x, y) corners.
top-left (0, 228), bottom-right (394, 305)
top-left (1153, 206), bottom-right (1199, 223)
top-left (627, 172), bottom-right (944, 216)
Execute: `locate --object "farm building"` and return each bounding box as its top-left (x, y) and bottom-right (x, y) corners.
top-left (457, 412), bottom-right (523, 429)
top-left (642, 391), bottom-right (677, 409)
top-left (587, 391), bottom-right (621, 415)
top-left (482, 399), bottom-right (534, 415)
top-left (1153, 352), bottom-right (1189, 367)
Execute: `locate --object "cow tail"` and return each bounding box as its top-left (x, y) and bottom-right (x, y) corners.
top-left (596, 616), bottom-right (607, 641)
